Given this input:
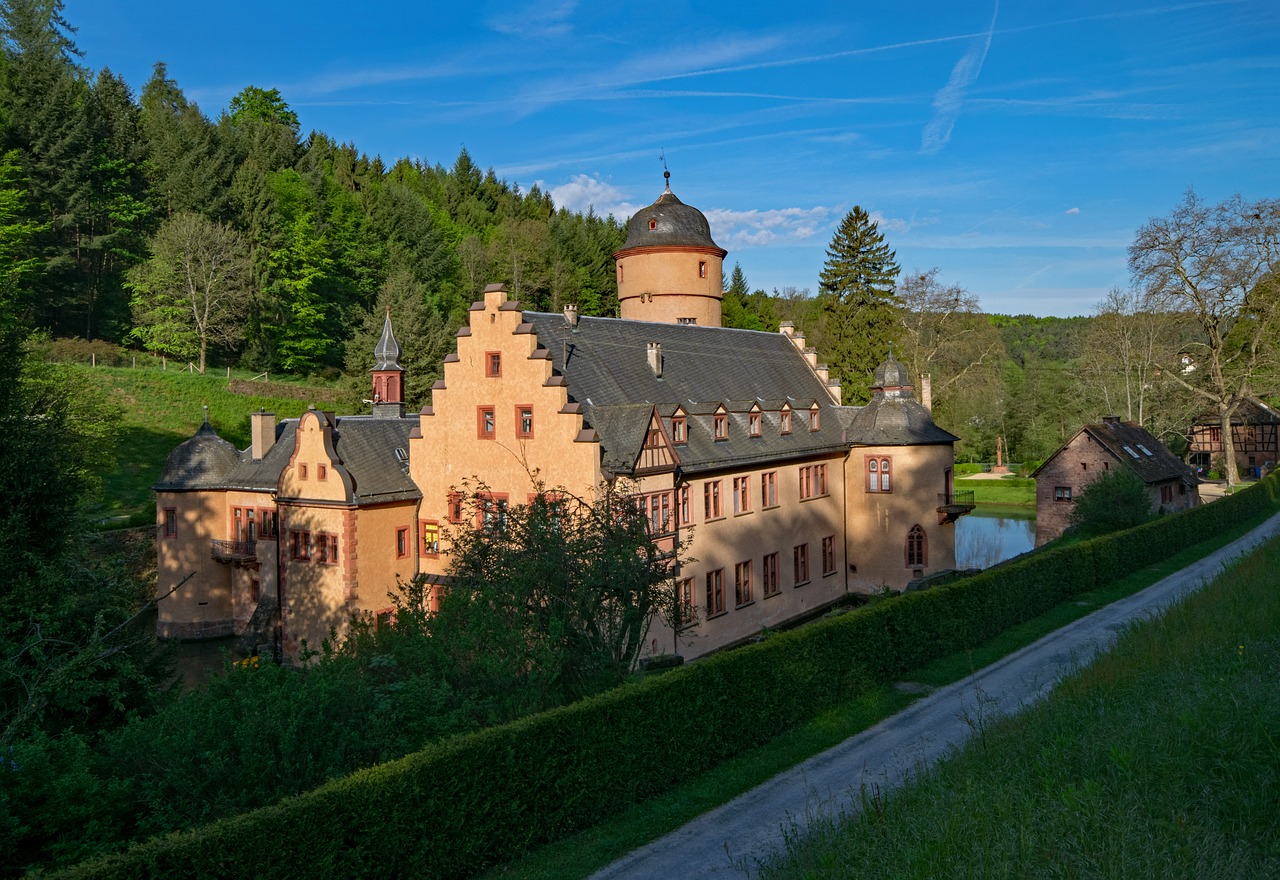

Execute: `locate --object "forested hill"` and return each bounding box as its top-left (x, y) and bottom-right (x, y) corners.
top-left (0, 2), bottom-right (625, 395)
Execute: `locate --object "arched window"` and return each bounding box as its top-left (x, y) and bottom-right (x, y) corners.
top-left (906, 525), bottom-right (927, 567)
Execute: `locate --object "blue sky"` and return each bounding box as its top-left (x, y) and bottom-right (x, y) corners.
top-left (65, 1), bottom-right (1279, 317)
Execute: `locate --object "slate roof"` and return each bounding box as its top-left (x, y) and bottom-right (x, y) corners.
top-left (523, 312), bottom-right (934, 475)
top-left (841, 354), bottom-right (960, 447)
top-left (1033, 419), bottom-right (1197, 486)
top-left (155, 415), bottom-right (420, 503)
top-left (154, 420), bottom-right (241, 491)
top-left (616, 185), bottom-right (725, 254)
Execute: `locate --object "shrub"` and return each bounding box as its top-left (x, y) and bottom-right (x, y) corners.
top-left (1069, 468), bottom-right (1152, 536)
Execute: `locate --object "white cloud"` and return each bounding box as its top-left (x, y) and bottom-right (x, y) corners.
top-left (1065, 207), bottom-right (1081, 214)
top-left (921, 2), bottom-right (999, 154)
top-left (488, 0), bottom-right (579, 38)
top-left (548, 174), bottom-right (640, 219)
top-left (704, 206), bottom-right (832, 249)
top-left (868, 211), bottom-right (938, 235)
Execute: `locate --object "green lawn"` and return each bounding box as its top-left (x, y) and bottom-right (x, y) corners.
top-left (69, 363), bottom-right (341, 526)
top-left (955, 475), bottom-right (1036, 506)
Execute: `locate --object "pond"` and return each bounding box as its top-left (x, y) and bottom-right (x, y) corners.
top-left (955, 505), bottom-right (1036, 570)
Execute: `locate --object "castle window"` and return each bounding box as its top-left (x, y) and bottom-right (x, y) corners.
top-left (516, 405), bottom-right (534, 439)
top-left (735, 560), bottom-right (753, 607)
top-left (299, 463), bottom-right (308, 480)
top-left (163, 507), bottom-right (177, 538)
top-left (291, 530), bottom-right (311, 561)
top-left (1054, 486), bottom-right (1072, 502)
top-left (780, 410), bottom-right (791, 434)
top-left (800, 464), bottom-right (827, 499)
top-left (678, 486), bottom-right (690, 524)
top-left (648, 218), bottom-right (657, 230)
top-left (822, 536), bottom-right (836, 576)
top-left (762, 552), bottom-right (779, 597)
top-left (706, 569), bottom-right (725, 617)
top-left (317, 464), bottom-right (327, 481)
top-left (867, 457), bottom-right (891, 493)
top-left (714, 414), bottom-right (728, 440)
top-left (678, 578), bottom-right (694, 619)
top-left (677, 317), bottom-right (697, 325)
top-left (906, 525), bottom-right (927, 567)
top-left (698, 261), bottom-right (707, 278)
top-left (318, 533), bottom-right (339, 565)
top-left (749, 412), bottom-right (761, 437)
top-left (733, 476), bottom-right (751, 514)
top-left (793, 543), bottom-right (809, 586)
top-left (671, 417), bottom-right (686, 444)
top-left (396, 527), bottom-right (409, 559)
top-left (809, 408), bottom-right (820, 431)
top-left (485, 352), bottom-right (502, 378)
top-left (448, 492), bottom-right (464, 523)
top-left (761, 471), bottom-right (778, 507)
top-left (478, 406), bottom-right (495, 440)
top-left (479, 494), bottom-right (509, 532)
top-left (420, 521), bottom-right (440, 557)
top-left (704, 480), bottom-right (723, 520)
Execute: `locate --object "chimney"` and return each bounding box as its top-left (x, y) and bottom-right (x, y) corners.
top-left (921, 374), bottom-right (933, 412)
top-left (564, 303), bottom-right (579, 327)
top-left (647, 342), bottom-right (663, 377)
top-left (779, 321), bottom-right (795, 338)
top-left (250, 410), bottom-right (276, 461)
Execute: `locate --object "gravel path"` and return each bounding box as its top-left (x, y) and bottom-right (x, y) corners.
top-left (589, 512), bottom-right (1280, 880)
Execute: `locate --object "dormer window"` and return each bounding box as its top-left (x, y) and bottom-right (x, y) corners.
top-left (714, 414), bottom-right (728, 441)
top-left (781, 410), bottom-right (792, 435)
top-left (648, 218), bottom-right (657, 230)
top-left (809, 407), bottom-right (820, 431)
top-left (671, 417), bottom-right (687, 444)
top-left (749, 412), bottom-right (761, 437)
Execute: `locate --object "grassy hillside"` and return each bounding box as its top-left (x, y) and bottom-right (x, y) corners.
top-left (70, 364), bottom-right (346, 526)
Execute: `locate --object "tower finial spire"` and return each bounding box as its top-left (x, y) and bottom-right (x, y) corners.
top-left (660, 149), bottom-right (670, 192)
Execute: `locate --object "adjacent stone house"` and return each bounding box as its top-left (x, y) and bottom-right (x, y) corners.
top-left (1031, 417), bottom-right (1199, 546)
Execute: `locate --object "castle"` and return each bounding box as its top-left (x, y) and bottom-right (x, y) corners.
top-left (155, 177), bottom-right (971, 662)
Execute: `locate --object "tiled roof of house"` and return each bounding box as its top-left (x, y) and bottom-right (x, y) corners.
top-left (154, 420), bottom-right (241, 490)
top-left (156, 415), bottom-right (420, 503)
top-left (1034, 418), bottom-right (1197, 485)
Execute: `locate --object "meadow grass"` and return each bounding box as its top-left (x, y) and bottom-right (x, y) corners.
top-left (480, 505), bottom-right (1280, 880)
top-left (756, 535), bottom-right (1280, 880)
top-left (70, 364), bottom-right (338, 525)
top-left (955, 475), bottom-right (1036, 506)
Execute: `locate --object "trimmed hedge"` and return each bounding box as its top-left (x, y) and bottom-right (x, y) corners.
top-left (56, 474), bottom-right (1280, 880)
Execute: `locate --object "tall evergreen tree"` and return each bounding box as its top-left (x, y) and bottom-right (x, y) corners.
top-left (816, 206), bottom-right (901, 404)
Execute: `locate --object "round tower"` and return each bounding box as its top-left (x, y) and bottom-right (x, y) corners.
top-left (613, 171), bottom-right (728, 326)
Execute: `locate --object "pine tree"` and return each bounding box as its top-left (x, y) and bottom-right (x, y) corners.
top-left (816, 206), bottom-right (901, 404)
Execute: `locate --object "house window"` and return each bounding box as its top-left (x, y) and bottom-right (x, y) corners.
top-left (822, 536), bottom-right (836, 576)
top-left (317, 463), bottom-right (327, 481)
top-left (704, 480), bottom-right (722, 519)
top-left (749, 412), bottom-right (761, 437)
top-left (249, 578), bottom-right (260, 603)
top-left (698, 261), bottom-right (707, 278)
top-left (714, 414), bottom-right (727, 440)
top-left (706, 569), bottom-right (726, 616)
top-left (420, 521), bottom-right (440, 557)
top-left (671, 417), bottom-right (687, 444)
top-left (734, 560), bottom-right (753, 607)
top-left (762, 552), bottom-right (779, 597)
top-left (761, 471), bottom-right (778, 507)
top-left (780, 410), bottom-right (791, 434)
top-left (478, 406), bottom-right (495, 440)
top-left (809, 408), bottom-right (820, 431)
top-left (479, 494), bottom-right (509, 532)
top-left (800, 464), bottom-right (828, 499)
top-left (396, 527), bottom-right (409, 559)
top-left (867, 457), bottom-right (891, 493)
top-left (516, 405), bottom-right (534, 439)
top-left (376, 608), bottom-right (395, 630)
top-left (793, 543), bottom-right (809, 586)
top-left (291, 530), bottom-right (311, 561)
top-left (1054, 486), bottom-right (1072, 502)
top-left (1160, 484), bottom-right (1174, 505)
top-left (299, 463), bottom-right (308, 480)
top-left (163, 507), bottom-right (177, 538)
top-left (648, 218), bottom-right (657, 230)
top-left (318, 533), bottom-right (339, 565)
top-left (258, 509), bottom-right (277, 539)
top-left (906, 525), bottom-right (926, 567)
top-left (448, 492), bottom-right (464, 523)
top-left (485, 352), bottom-right (502, 378)
top-left (1209, 426), bottom-right (1222, 444)
top-left (638, 492), bottom-right (671, 533)
top-left (677, 486), bottom-right (690, 524)
top-left (733, 476), bottom-right (751, 514)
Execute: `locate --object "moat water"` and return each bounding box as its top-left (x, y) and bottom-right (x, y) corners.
top-left (955, 505), bottom-right (1036, 570)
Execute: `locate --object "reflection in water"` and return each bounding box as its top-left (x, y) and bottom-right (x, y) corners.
top-left (956, 507), bottom-right (1036, 570)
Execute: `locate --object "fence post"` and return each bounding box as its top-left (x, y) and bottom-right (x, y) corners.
top-left (91, 353), bottom-right (96, 367)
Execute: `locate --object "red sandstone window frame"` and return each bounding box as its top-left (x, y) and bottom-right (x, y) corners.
top-left (733, 476), bottom-right (751, 514)
top-left (163, 507), bottom-right (177, 538)
top-left (420, 520), bottom-right (440, 557)
top-left (780, 409), bottom-right (792, 435)
top-left (478, 406), bottom-right (496, 440)
top-left (749, 412), bottom-right (761, 437)
top-left (678, 486), bottom-right (690, 524)
top-left (485, 351), bottom-right (502, 378)
top-left (809, 407), bottom-right (820, 432)
top-left (762, 552), bottom-right (779, 597)
top-left (906, 525), bottom-right (927, 568)
top-left (396, 527), bottom-right (409, 559)
top-left (706, 568), bottom-right (726, 617)
top-left (515, 404), bottom-right (534, 439)
top-left (734, 560), bottom-right (753, 607)
top-left (299, 463), bottom-right (308, 480)
top-left (477, 493), bottom-right (509, 532)
top-left (447, 492), bottom-right (464, 524)
top-left (799, 464), bottom-right (828, 500)
top-left (317, 463), bottom-right (327, 481)
top-left (258, 508), bottom-right (278, 540)
top-left (703, 480), bottom-right (723, 520)
top-left (822, 535), bottom-right (836, 576)
top-left (678, 577), bottom-right (695, 619)
top-left (671, 416), bottom-right (687, 444)
top-left (375, 608), bottom-right (396, 630)
top-left (761, 471), bottom-right (778, 508)
top-left (867, 457), bottom-right (892, 493)
top-left (318, 533), bottom-right (339, 565)
top-left (793, 543), bottom-right (810, 586)
top-left (291, 530), bottom-right (311, 561)
top-left (713, 414), bottom-right (728, 440)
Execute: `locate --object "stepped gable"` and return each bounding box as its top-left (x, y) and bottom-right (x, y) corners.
top-left (617, 182), bottom-right (726, 255)
top-left (154, 419), bottom-right (241, 490)
top-left (841, 352), bottom-right (959, 446)
top-left (523, 312), bottom-right (848, 474)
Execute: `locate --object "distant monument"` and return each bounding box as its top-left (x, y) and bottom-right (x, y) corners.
top-left (991, 435), bottom-right (1011, 475)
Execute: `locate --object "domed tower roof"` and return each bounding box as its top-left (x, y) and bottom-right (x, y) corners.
top-left (153, 414), bottom-right (242, 490)
top-left (372, 308), bottom-right (403, 371)
top-left (618, 172), bottom-right (726, 255)
top-left (844, 350), bottom-right (958, 445)
top-left (872, 349), bottom-right (911, 394)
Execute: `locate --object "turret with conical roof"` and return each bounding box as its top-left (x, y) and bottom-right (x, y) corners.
top-left (371, 308), bottom-right (406, 418)
top-left (613, 170), bottom-right (728, 326)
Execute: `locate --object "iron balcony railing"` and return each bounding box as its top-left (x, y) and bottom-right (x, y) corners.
top-left (211, 539), bottom-right (257, 562)
top-left (937, 490), bottom-right (977, 511)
